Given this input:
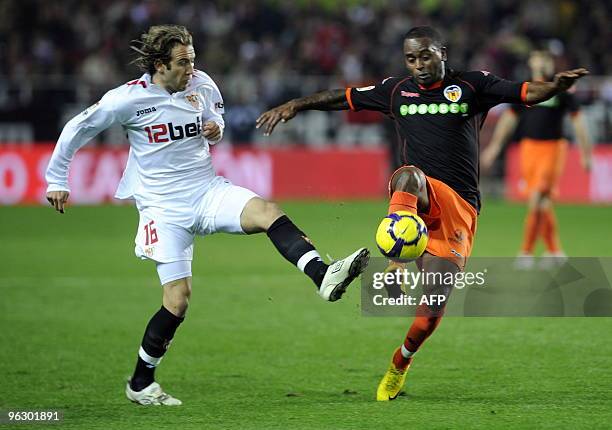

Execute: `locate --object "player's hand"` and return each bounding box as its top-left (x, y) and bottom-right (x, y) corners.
top-left (553, 68), bottom-right (589, 92)
top-left (46, 191), bottom-right (70, 214)
top-left (203, 121), bottom-right (221, 141)
top-left (256, 101), bottom-right (298, 136)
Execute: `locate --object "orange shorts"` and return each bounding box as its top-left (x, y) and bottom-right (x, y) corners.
top-left (389, 168), bottom-right (478, 270)
top-left (519, 138), bottom-right (568, 197)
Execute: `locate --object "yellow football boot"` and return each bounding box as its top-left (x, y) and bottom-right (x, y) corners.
top-left (376, 350), bottom-right (411, 401)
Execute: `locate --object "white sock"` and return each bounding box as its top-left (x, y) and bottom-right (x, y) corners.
top-left (296, 250), bottom-right (322, 272)
top-left (401, 344), bottom-right (415, 359)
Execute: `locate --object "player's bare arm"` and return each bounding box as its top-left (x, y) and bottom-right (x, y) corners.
top-left (46, 190), bottom-right (70, 214)
top-left (524, 68), bottom-right (589, 104)
top-left (480, 109), bottom-right (519, 171)
top-left (256, 89), bottom-right (348, 135)
top-left (570, 112), bottom-right (593, 171)
top-left (202, 121), bottom-right (221, 141)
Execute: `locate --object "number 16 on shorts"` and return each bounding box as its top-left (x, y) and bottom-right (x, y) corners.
top-left (136, 218), bottom-right (159, 259)
top-left (144, 220), bottom-right (158, 246)
top-left (134, 212), bottom-right (195, 262)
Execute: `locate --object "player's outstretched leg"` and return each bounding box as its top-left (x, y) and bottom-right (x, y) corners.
top-left (376, 253), bottom-right (454, 401)
top-left (126, 273), bottom-right (190, 405)
top-left (240, 197), bottom-right (369, 301)
top-left (377, 166), bottom-right (437, 401)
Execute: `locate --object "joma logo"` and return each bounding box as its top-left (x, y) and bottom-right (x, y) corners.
top-left (136, 107), bottom-right (157, 117)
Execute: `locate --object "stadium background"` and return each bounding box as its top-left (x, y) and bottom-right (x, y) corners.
top-left (1, 1), bottom-right (611, 429)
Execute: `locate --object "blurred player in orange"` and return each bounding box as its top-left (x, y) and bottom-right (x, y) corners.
top-left (481, 50), bottom-right (592, 268)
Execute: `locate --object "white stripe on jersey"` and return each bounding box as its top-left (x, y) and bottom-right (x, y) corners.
top-left (45, 70), bottom-right (225, 203)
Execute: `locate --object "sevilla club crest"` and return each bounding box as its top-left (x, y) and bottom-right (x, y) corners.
top-left (185, 93), bottom-right (202, 110)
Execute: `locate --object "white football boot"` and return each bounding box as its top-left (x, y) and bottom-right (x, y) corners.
top-left (513, 252), bottom-right (535, 270)
top-left (126, 381), bottom-right (182, 406)
top-left (319, 248), bottom-right (370, 301)
top-left (539, 251), bottom-right (568, 270)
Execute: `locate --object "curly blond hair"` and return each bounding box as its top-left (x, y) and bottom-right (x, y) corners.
top-left (130, 25), bottom-right (193, 75)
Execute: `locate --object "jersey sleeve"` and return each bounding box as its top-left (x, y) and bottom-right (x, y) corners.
top-left (45, 90), bottom-right (118, 193)
top-left (197, 79), bottom-right (225, 144)
top-left (464, 71), bottom-right (527, 107)
top-left (346, 77), bottom-right (401, 115)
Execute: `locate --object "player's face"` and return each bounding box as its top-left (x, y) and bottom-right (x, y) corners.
top-left (156, 44), bottom-right (195, 93)
top-left (403, 38), bottom-right (447, 86)
top-left (528, 51), bottom-right (554, 79)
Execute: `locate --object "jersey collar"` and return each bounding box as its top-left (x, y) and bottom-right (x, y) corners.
top-left (142, 73), bottom-right (152, 86)
top-left (417, 80), bottom-right (443, 91)
top-left (144, 73), bottom-right (181, 96)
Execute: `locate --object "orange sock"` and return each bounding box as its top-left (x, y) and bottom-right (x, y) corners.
top-left (541, 208), bottom-right (561, 253)
top-left (521, 209), bottom-right (542, 254)
top-left (392, 304), bottom-right (443, 370)
top-left (388, 191), bottom-right (418, 214)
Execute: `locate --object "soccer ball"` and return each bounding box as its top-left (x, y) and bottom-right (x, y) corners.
top-left (376, 211), bottom-right (428, 261)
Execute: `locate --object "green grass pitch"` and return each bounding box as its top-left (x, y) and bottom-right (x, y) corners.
top-left (1, 200), bottom-right (611, 429)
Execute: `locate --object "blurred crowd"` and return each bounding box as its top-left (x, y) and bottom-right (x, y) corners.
top-left (1, 0), bottom-right (611, 142)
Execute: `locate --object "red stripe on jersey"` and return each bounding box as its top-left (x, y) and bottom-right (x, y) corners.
top-left (417, 80), bottom-right (443, 90)
top-left (127, 79), bottom-right (147, 88)
top-left (345, 88), bottom-right (356, 111)
top-left (521, 82), bottom-right (529, 103)
top-left (389, 77), bottom-right (413, 120)
top-left (456, 77), bottom-right (476, 93)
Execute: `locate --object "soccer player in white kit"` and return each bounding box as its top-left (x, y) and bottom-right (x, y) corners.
top-left (45, 25), bottom-right (369, 406)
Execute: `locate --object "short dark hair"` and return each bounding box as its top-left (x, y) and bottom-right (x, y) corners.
top-left (130, 25), bottom-right (193, 75)
top-left (404, 26), bottom-right (444, 48)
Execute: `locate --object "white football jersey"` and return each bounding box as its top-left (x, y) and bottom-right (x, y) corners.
top-left (45, 70), bottom-right (225, 203)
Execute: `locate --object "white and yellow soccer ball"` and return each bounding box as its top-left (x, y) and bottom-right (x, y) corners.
top-left (375, 211), bottom-right (428, 261)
